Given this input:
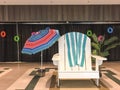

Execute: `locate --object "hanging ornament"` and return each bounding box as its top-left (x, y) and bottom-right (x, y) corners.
top-left (14, 35), bottom-right (20, 42)
top-left (98, 35), bottom-right (105, 42)
top-left (0, 31), bottom-right (6, 38)
top-left (87, 30), bottom-right (92, 36)
top-left (107, 27), bottom-right (113, 34)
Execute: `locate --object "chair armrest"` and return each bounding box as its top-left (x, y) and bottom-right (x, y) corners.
top-left (52, 53), bottom-right (59, 66)
top-left (91, 54), bottom-right (107, 71)
top-left (91, 54), bottom-right (107, 61)
top-left (52, 53), bottom-right (60, 60)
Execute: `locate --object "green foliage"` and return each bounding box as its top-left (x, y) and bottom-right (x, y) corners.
top-left (104, 42), bottom-right (120, 51)
top-left (104, 36), bottom-right (119, 46)
top-left (99, 51), bottom-right (110, 57)
top-left (91, 42), bottom-right (100, 51)
top-left (91, 33), bottom-right (98, 44)
top-left (90, 33), bottom-right (120, 57)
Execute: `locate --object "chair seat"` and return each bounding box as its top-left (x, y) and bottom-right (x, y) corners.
top-left (59, 71), bottom-right (99, 79)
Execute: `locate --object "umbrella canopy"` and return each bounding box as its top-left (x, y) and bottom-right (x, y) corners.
top-left (21, 28), bottom-right (60, 55)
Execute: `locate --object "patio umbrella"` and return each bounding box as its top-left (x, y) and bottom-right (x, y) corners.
top-left (22, 27), bottom-right (60, 54)
top-left (21, 27), bottom-right (60, 76)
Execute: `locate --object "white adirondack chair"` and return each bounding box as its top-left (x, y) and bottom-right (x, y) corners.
top-left (52, 32), bottom-right (107, 87)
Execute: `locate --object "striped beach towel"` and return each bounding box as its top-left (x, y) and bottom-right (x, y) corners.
top-left (65, 32), bottom-right (87, 67)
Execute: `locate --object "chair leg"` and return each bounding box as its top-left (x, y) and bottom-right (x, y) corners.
top-left (96, 79), bottom-right (99, 87)
top-left (57, 79), bottom-right (60, 87)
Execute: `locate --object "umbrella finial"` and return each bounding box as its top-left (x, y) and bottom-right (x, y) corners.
top-left (45, 27), bottom-right (50, 30)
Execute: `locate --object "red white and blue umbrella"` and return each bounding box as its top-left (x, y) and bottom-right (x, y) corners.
top-left (21, 27), bottom-right (60, 55)
top-left (21, 27), bottom-right (60, 76)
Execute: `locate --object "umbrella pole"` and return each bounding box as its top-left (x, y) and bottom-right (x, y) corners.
top-left (40, 51), bottom-right (43, 71)
top-left (39, 51), bottom-right (45, 77)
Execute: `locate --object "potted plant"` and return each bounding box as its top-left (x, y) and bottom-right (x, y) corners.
top-left (91, 33), bottom-right (120, 57)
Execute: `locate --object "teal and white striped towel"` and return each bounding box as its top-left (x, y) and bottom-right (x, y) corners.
top-left (65, 32), bottom-right (87, 67)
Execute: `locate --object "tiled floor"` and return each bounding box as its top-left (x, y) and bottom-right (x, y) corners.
top-left (0, 62), bottom-right (55, 90)
top-left (0, 61), bottom-right (120, 90)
